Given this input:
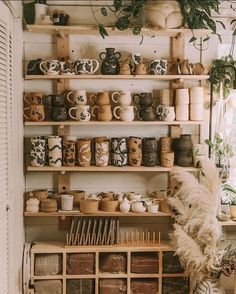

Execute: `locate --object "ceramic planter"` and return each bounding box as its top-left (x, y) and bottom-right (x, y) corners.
top-left (230, 205), bottom-right (236, 219)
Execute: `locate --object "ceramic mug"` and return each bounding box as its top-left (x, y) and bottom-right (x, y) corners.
top-left (130, 53), bottom-right (142, 73)
top-left (69, 105), bottom-right (91, 121)
top-left (135, 63), bottom-right (147, 75)
top-left (73, 59), bottom-right (99, 75)
top-left (45, 94), bottom-right (66, 107)
top-left (95, 139), bottom-right (110, 167)
top-left (159, 136), bottom-right (172, 152)
top-left (40, 59), bottom-right (61, 75)
top-left (129, 152), bottom-right (142, 167)
top-left (24, 104), bottom-right (45, 121)
top-left (113, 105), bottom-right (137, 122)
top-left (61, 194), bottom-right (73, 211)
top-left (161, 151), bottom-right (175, 167)
top-left (90, 91), bottom-right (110, 106)
top-left (52, 106), bottom-right (68, 121)
top-left (120, 63), bottom-right (131, 75)
top-left (111, 152), bottom-right (128, 167)
top-left (111, 91), bottom-right (132, 105)
top-left (111, 137), bottom-right (128, 153)
top-left (138, 107), bottom-right (156, 121)
top-left (156, 105), bottom-right (175, 121)
top-left (91, 105), bottom-right (113, 121)
top-left (30, 136), bottom-right (46, 167)
top-left (133, 92), bottom-right (153, 107)
top-left (142, 152), bottom-right (158, 167)
top-left (24, 92), bottom-right (44, 105)
top-left (77, 138), bottom-right (91, 167)
top-left (160, 89), bottom-right (174, 106)
top-left (147, 189), bottom-right (173, 199)
top-left (175, 89), bottom-right (189, 105)
top-left (67, 90), bottom-right (87, 105)
top-left (128, 136), bottom-right (142, 153)
top-left (142, 137), bottom-right (157, 152)
top-left (59, 60), bottom-right (74, 75)
top-left (149, 59), bottom-right (168, 75)
top-left (147, 204), bottom-right (159, 213)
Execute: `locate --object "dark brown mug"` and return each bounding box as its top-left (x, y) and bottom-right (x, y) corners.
top-left (138, 107), bottom-right (156, 121)
top-left (133, 92), bottom-right (153, 107)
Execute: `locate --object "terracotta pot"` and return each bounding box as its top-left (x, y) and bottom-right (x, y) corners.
top-left (32, 189), bottom-right (48, 200)
top-left (101, 199), bottom-right (119, 212)
top-left (80, 199), bottom-right (99, 213)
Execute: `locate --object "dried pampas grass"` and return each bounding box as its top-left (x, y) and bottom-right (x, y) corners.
top-left (169, 158), bottom-right (222, 286)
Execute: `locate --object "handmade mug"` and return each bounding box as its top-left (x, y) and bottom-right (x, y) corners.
top-left (142, 137), bottom-right (157, 153)
top-left (138, 107), bottom-right (156, 121)
top-left (30, 136), bottom-right (46, 167)
top-left (119, 62), bottom-right (131, 75)
top-left (111, 91), bottom-right (132, 106)
top-left (135, 63), bottom-right (147, 75)
top-left (159, 136), bottom-right (172, 152)
top-left (142, 152), bottom-right (158, 167)
top-left (52, 106), bottom-right (68, 121)
top-left (149, 59), bottom-right (168, 75)
top-left (52, 12), bottom-right (69, 26)
top-left (133, 92), bottom-right (153, 107)
top-left (63, 139), bottom-right (76, 166)
top-left (66, 90), bottom-right (87, 105)
top-left (91, 105), bottom-right (113, 121)
top-left (90, 91), bottom-right (110, 106)
top-left (111, 137), bottom-right (128, 153)
top-left (190, 104), bottom-right (204, 121)
top-left (128, 136), bottom-right (142, 153)
top-left (156, 105), bottom-right (175, 121)
top-left (129, 152), bottom-right (142, 167)
top-left (113, 105), bottom-right (137, 122)
top-left (45, 94), bottom-right (66, 107)
top-left (24, 92), bottom-right (44, 105)
top-left (161, 151), bottom-right (175, 167)
top-left (40, 59), bottom-right (61, 75)
top-left (130, 53), bottom-right (142, 73)
top-left (95, 139), bottom-right (110, 167)
top-left (24, 104), bottom-right (45, 121)
top-left (111, 152), bottom-right (128, 167)
top-left (48, 136), bottom-right (62, 167)
top-left (73, 59), bottom-right (99, 75)
top-left (59, 59), bottom-right (74, 75)
top-left (61, 195), bottom-right (73, 211)
top-left (69, 105), bottom-right (91, 121)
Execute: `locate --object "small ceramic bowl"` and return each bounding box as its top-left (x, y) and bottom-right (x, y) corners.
top-left (147, 204), bottom-right (159, 213)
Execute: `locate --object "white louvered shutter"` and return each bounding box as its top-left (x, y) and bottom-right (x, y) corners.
top-left (0, 3), bottom-right (12, 293)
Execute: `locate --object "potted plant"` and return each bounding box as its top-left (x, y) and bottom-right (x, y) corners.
top-left (91, 0), bottom-right (222, 39)
top-left (205, 133), bottom-right (233, 168)
top-left (224, 184), bottom-right (236, 219)
top-left (221, 183), bottom-right (234, 216)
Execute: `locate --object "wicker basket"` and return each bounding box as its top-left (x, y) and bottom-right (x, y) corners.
top-left (80, 199), bottom-right (99, 213)
top-left (101, 199), bottom-right (119, 212)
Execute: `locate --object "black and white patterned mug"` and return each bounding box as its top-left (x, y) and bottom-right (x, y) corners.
top-left (149, 59), bottom-right (168, 75)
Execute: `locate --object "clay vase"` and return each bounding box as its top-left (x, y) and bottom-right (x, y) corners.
top-left (99, 48), bottom-right (121, 75)
top-left (175, 150), bottom-right (193, 167)
top-left (119, 62), bottom-right (131, 75)
top-left (95, 139), bottom-right (110, 167)
top-left (111, 152), bottom-right (128, 167)
top-left (129, 152), bottom-right (142, 167)
top-left (119, 198), bottom-right (131, 213)
top-left (30, 136), bottom-right (46, 167)
top-left (77, 138), bottom-right (91, 167)
top-left (178, 134), bottom-right (193, 150)
top-left (143, 152), bottom-right (158, 167)
top-left (92, 105), bottom-right (113, 122)
top-left (159, 136), bottom-right (172, 152)
top-left (142, 137), bottom-right (158, 153)
top-left (161, 151), bottom-right (174, 167)
top-left (128, 137), bottom-right (142, 153)
top-left (111, 138), bottom-right (128, 166)
top-left (48, 136), bottom-right (62, 167)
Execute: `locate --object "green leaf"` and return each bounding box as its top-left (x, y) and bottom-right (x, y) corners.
top-left (203, 36), bottom-right (210, 42)
top-left (205, 139), bottom-right (213, 147)
top-left (98, 25), bottom-right (109, 39)
top-left (132, 27), bottom-right (141, 35)
top-left (216, 20), bottom-right (226, 30)
top-left (189, 36), bottom-right (197, 43)
top-left (101, 7), bottom-right (107, 16)
top-left (233, 29), bottom-right (236, 36)
top-left (230, 19), bottom-right (236, 25)
top-left (115, 16), bottom-right (130, 31)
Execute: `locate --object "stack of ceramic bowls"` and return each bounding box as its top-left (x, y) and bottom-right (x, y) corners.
top-left (190, 87), bottom-right (204, 121)
top-left (142, 137), bottom-right (158, 167)
top-left (111, 137), bottom-right (128, 167)
top-left (175, 89), bottom-right (189, 121)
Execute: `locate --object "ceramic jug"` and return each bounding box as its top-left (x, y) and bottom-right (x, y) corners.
top-left (27, 58), bottom-right (44, 75)
top-left (40, 59), bottom-right (61, 75)
top-left (112, 91), bottom-right (132, 106)
top-left (99, 48), bottom-right (121, 75)
top-left (69, 105), bottom-right (91, 122)
top-left (131, 201), bottom-right (146, 213)
top-left (113, 106), bottom-right (137, 122)
top-left (138, 107), bottom-right (156, 121)
top-left (92, 105), bottom-right (113, 122)
top-left (119, 198), bottom-right (131, 213)
top-left (73, 59), bottom-right (99, 75)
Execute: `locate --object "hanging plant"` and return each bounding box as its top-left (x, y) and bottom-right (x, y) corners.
top-left (91, 0), bottom-right (223, 40)
top-left (209, 55), bottom-right (236, 98)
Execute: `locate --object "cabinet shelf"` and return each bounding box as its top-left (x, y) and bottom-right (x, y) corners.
top-left (24, 120), bottom-right (204, 126)
top-left (24, 211), bottom-right (172, 217)
top-left (25, 74), bottom-right (209, 81)
top-left (27, 166), bottom-right (199, 172)
top-left (26, 24), bottom-right (210, 38)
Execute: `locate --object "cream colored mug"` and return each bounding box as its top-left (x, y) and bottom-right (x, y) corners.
top-left (67, 90), bottom-right (87, 105)
top-left (112, 91), bottom-right (132, 105)
top-left (113, 105), bottom-right (137, 122)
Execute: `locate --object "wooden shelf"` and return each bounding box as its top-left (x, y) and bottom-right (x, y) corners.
top-left (25, 74), bottom-right (209, 81)
top-left (26, 25), bottom-right (210, 38)
top-left (27, 165), bottom-right (199, 172)
top-left (33, 275), bottom-right (63, 280)
top-left (25, 120), bottom-right (204, 126)
top-left (220, 220), bottom-right (236, 227)
top-left (24, 211), bottom-right (172, 217)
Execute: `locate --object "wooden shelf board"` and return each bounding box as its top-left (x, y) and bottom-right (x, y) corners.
top-left (162, 273), bottom-right (187, 278)
top-left (66, 275), bottom-right (96, 279)
top-left (24, 120), bottom-right (204, 126)
top-left (220, 220), bottom-right (236, 226)
top-left (27, 166), bottom-right (199, 172)
top-left (25, 74), bottom-right (209, 81)
top-left (98, 274), bottom-right (128, 278)
top-left (24, 211), bottom-right (172, 217)
top-left (31, 241), bottom-right (174, 253)
top-left (33, 275), bottom-right (63, 280)
top-left (26, 25), bottom-right (210, 37)
top-left (129, 274), bottom-right (159, 278)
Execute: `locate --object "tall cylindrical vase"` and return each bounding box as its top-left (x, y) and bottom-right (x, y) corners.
top-left (48, 136), bottom-right (62, 167)
top-left (30, 136), bottom-right (46, 167)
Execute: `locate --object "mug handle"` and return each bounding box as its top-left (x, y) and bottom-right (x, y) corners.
top-left (111, 92), bottom-right (120, 103)
top-left (68, 107), bottom-right (77, 120)
top-left (113, 106), bottom-right (121, 120)
top-left (66, 91), bottom-right (74, 104)
top-left (24, 93), bottom-right (31, 104)
top-left (166, 189), bottom-right (173, 197)
top-left (156, 105), bottom-right (164, 116)
top-left (137, 110), bottom-right (143, 121)
top-left (39, 61), bottom-right (47, 75)
top-left (91, 105), bottom-right (99, 118)
top-left (132, 94), bottom-right (140, 105)
top-left (99, 52), bottom-right (106, 60)
top-left (91, 59), bottom-right (99, 74)
top-left (89, 93), bottom-right (97, 105)
top-left (23, 107), bottom-right (30, 120)
top-left (115, 52), bottom-right (121, 59)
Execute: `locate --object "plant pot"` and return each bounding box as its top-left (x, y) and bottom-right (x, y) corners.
top-left (230, 205), bottom-right (236, 219)
top-left (144, 1), bottom-right (183, 29)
